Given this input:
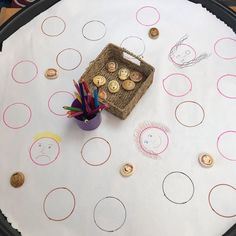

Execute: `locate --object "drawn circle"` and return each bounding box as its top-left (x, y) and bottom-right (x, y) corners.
top-left (162, 171), bottom-right (195, 204)
top-left (208, 184), bottom-right (236, 218)
top-left (93, 196), bottom-right (127, 232)
top-left (48, 91), bottom-right (74, 116)
top-left (217, 74), bottom-right (236, 99)
top-left (81, 137), bottom-right (111, 166)
top-left (43, 187), bottom-right (76, 221)
top-left (3, 103), bottom-right (32, 129)
top-left (56, 48), bottom-right (82, 71)
top-left (41, 16), bottom-right (66, 37)
top-left (139, 127), bottom-right (169, 156)
top-left (136, 6), bottom-right (160, 26)
top-left (162, 73), bottom-right (192, 97)
top-left (214, 37), bottom-right (236, 60)
top-left (217, 131), bottom-right (236, 161)
top-left (11, 60), bottom-right (38, 84)
top-left (120, 36), bottom-right (145, 58)
top-left (29, 137), bottom-right (60, 166)
top-left (175, 101), bottom-right (205, 127)
top-left (169, 44), bottom-right (197, 66)
top-left (82, 20), bottom-right (106, 41)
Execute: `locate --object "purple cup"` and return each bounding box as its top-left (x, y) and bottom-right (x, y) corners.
top-left (71, 99), bottom-right (102, 131)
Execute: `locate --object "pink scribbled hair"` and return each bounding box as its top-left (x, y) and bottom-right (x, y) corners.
top-left (134, 121), bottom-right (170, 159)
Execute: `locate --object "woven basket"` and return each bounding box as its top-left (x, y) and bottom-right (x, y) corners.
top-left (81, 43), bottom-right (155, 119)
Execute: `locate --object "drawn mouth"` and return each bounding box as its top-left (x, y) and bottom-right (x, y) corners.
top-left (35, 155), bottom-right (51, 161)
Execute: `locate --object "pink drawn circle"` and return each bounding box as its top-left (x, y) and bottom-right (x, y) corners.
top-left (11, 60), bottom-right (38, 84)
top-left (169, 43), bottom-right (197, 66)
top-left (175, 101), bottom-right (205, 127)
top-left (217, 130), bottom-right (236, 161)
top-left (56, 48), bottom-right (82, 71)
top-left (48, 91), bottom-right (75, 116)
top-left (43, 187), bottom-right (76, 221)
top-left (214, 37), bottom-right (236, 60)
top-left (29, 137), bottom-right (60, 166)
top-left (3, 103), bottom-right (32, 129)
top-left (138, 126), bottom-right (169, 157)
top-left (136, 6), bottom-right (160, 26)
top-left (217, 74), bottom-right (236, 99)
top-left (208, 184), bottom-right (236, 218)
top-left (81, 137), bottom-right (111, 166)
top-left (41, 16), bottom-right (66, 37)
top-left (162, 73), bottom-right (192, 97)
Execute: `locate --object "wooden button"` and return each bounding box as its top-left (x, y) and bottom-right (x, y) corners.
top-left (106, 61), bottom-right (118, 73)
top-left (93, 75), bottom-right (106, 87)
top-left (98, 90), bottom-right (108, 100)
top-left (45, 68), bottom-right (58, 80)
top-left (118, 68), bottom-right (130, 81)
top-left (108, 80), bottom-right (120, 93)
top-left (120, 163), bottom-right (134, 177)
top-left (130, 71), bottom-right (143, 82)
top-left (10, 172), bottom-right (25, 188)
top-left (149, 27), bottom-right (159, 39)
top-left (198, 153), bottom-right (214, 168)
top-left (122, 79), bottom-right (135, 91)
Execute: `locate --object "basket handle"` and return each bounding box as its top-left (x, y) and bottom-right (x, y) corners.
top-left (121, 47), bottom-right (146, 65)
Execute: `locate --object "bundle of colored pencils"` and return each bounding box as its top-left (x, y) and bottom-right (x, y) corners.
top-left (63, 79), bottom-right (108, 120)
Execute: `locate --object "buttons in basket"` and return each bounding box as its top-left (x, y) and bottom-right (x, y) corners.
top-left (10, 172), bottom-right (25, 188)
top-left (108, 80), bottom-right (120, 93)
top-left (149, 27), bottom-right (159, 39)
top-left (93, 75), bottom-right (106, 87)
top-left (118, 68), bottom-right (130, 81)
top-left (122, 80), bottom-right (135, 91)
top-left (198, 153), bottom-right (214, 168)
top-left (120, 163), bottom-right (134, 177)
top-left (130, 71), bottom-right (143, 82)
top-left (106, 61), bottom-right (118, 73)
top-left (45, 68), bottom-right (58, 80)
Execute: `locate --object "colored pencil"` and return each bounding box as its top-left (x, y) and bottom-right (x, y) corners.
top-left (79, 82), bottom-right (86, 113)
top-left (93, 88), bottom-right (99, 108)
top-left (63, 106), bottom-right (82, 112)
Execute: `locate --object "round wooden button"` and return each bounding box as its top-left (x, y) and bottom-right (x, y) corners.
top-left (130, 71), bottom-right (143, 82)
top-left (120, 163), bottom-right (134, 177)
top-left (10, 172), bottom-right (25, 188)
top-left (106, 61), bottom-right (118, 73)
top-left (45, 68), bottom-right (58, 80)
top-left (149, 27), bottom-right (159, 39)
top-left (108, 80), bottom-right (120, 93)
top-left (98, 90), bottom-right (108, 100)
top-left (198, 153), bottom-right (214, 168)
top-left (93, 75), bottom-right (106, 87)
top-left (122, 79), bottom-right (135, 91)
top-left (118, 68), bottom-right (130, 81)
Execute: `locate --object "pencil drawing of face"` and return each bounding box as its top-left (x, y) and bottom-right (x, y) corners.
top-left (135, 122), bottom-right (169, 158)
top-left (169, 35), bottom-right (209, 68)
top-left (29, 132), bottom-right (61, 166)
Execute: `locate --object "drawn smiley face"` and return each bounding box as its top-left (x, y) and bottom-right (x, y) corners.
top-left (30, 137), bottom-right (60, 166)
top-left (171, 44), bottom-right (196, 65)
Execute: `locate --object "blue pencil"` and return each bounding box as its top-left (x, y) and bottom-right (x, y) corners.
top-left (93, 88), bottom-right (99, 108)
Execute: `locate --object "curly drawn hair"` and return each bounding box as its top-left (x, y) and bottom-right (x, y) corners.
top-left (169, 35), bottom-right (210, 68)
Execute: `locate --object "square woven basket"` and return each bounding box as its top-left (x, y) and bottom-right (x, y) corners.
top-left (81, 43), bottom-right (155, 119)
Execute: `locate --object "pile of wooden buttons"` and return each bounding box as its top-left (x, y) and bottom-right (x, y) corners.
top-left (92, 60), bottom-right (144, 96)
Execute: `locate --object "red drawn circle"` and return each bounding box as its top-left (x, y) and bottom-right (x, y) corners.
top-left (136, 6), bottom-right (160, 26)
top-left (3, 103), bottom-right (32, 129)
top-left (214, 37), bottom-right (236, 60)
top-left (217, 74), bottom-right (236, 99)
top-left (11, 60), bottom-right (38, 84)
top-left (43, 187), bottom-right (76, 221)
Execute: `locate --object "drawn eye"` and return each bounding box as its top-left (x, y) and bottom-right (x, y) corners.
top-left (48, 145), bottom-right (52, 149)
top-left (144, 140), bottom-right (149, 144)
top-left (148, 134), bottom-right (152, 138)
top-left (185, 50), bottom-right (190, 55)
top-left (38, 143), bottom-right (42, 147)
